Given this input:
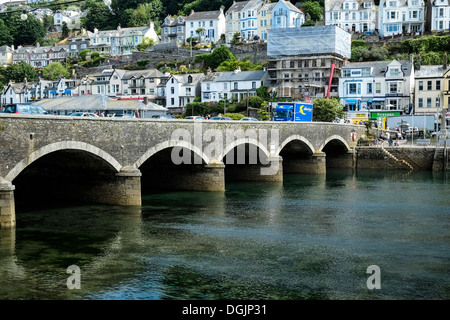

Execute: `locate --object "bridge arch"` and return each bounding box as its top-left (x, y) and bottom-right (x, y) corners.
top-left (318, 135), bottom-right (351, 153)
top-left (276, 135), bottom-right (315, 156)
top-left (220, 137), bottom-right (271, 162)
top-left (5, 141), bottom-right (122, 182)
top-left (134, 139), bottom-right (210, 168)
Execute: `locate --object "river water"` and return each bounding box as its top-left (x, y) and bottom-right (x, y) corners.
top-left (0, 169), bottom-right (449, 300)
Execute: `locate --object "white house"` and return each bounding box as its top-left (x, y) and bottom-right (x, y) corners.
top-left (201, 68), bottom-right (268, 103)
top-left (324, 0), bottom-right (377, 33)
top-left (426, 0), bottom-right (450, 32)
top-left (1, 80), bottom-right (33, 105)
top-left (54, 10), bottom-right (87, 30)
top-left (271, 0), bottom-right (305, 29)
top-left (88, 22), bottom-right (159, 56)
top-left (378, 0), bottom-right (425, 37)
top-left (185, 8), bottom-right (226, 44)
top-left (121, 69), bottom-right (167, 101)
top-left (0, 45), bottom-right (13, 67)
top-left (165, 73), bottom-right (205, 111)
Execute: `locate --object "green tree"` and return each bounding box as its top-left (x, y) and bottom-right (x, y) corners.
top-left (3, 61), bottom-right (38, 83)
top-left (61, 22), bottom-right (70, 39)
top-left (126, 1), bottom-right (164, 27)
top-left (301, 1), bottom-right (323, 22)
top-left (137, 37), bottom-right (155, 51)
top-left (3, 12), bottom-right (46, 47)
top-left (42, 62), bottom-right (70, 80)
top-left (312, 98), bottom-right (345, 122)
top-left (82, 0), bottom-right (116, 31)
top-left (0, 19), bottom-right (13, 46)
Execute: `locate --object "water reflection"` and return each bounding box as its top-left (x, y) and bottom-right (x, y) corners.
top-left (0, 169), bottom-right (449, 300)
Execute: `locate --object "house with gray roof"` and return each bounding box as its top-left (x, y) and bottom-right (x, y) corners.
top-left (201, 68), bottom-right (268, 103)
top-left (414, 63), bottom-right (448, 116)
top-left (87, 21), bottom-right (159, 56)
top-left (165, 73), bottom-right (206, 111)
top-left (161, 15), bottom-right (186, 46)
top-left (271, 0), bottom-right (305, 29)
top-left (185, 8), bottom-right (226, 44)
top-left (121, 69), bottom-right (168, 102)
top-left (338, 59), bottom-right (414, 123)
top-left (1, 79), bottom-right (33, 106)
top-left (12, 43), bottom-right (69, 68)
top-left (33, 95), bottom-right (167, 118)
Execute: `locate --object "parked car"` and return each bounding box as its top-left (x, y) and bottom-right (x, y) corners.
top-left (240, 117), bottom-right (258, 121)
top-left (210, 116), bottom-right (233, 120)
top-left (151, 114), bottom-right (176, 119)
top-left (69, 112), bottom-right (99, 117)
top-left (2, 103), bottom-right (48, 115)
top-left (185, 116), bottom-right (204, 120)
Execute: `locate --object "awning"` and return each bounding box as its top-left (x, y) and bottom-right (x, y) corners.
top-left (64, 90), bottom-right (71, 94)
top-left (346, 99), bottom-right (358, 104)
top-left (50, 90), bottom-right (57, 94)
top-left (373, 98), bottom-right (385, 102)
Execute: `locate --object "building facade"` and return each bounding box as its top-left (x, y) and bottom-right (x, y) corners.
top-left (378, 0), bottom-right (425, 37)
top-left (325, 0), bottom-right (377, 33)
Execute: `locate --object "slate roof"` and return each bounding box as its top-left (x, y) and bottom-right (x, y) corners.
top-left (185, 10), bottom-right (222, 20)
top-left (215, 70), bottom-right (267, 82)
top-left (342, 60), bottom-right (413, 77)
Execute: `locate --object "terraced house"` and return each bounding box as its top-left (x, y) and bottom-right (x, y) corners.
top-left (324, 0), bottom-right (377, 33)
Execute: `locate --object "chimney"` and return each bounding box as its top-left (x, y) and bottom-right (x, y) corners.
top-left (417, 54), bottom-right (421, 70)
top-left (143, 96), bottom-right (149, 105)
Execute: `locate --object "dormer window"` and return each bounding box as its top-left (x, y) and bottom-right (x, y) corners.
top-left (364, 2), bottom-right (372, 8)
top-left (188, 75), bottom-right (192, 83)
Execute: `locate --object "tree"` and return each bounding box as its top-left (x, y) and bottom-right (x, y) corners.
top-left (61, 22), bottom-right (70, 39)
top-left (0, 19), bottom-right (13, 46)
top-left (3, 12), bottom-right (46, 47)
top-left (312, 98), bottom-right (345, 122)
top-left (42, 62), bottom-right (70, 81)
top-left (82, 0), bottom-right (116, 31)
top-left (137, 37), bottom-right (155, 51)
top-left (126, 1), bottom-right (164, 27)
top-left (195, 45), bottom-right (236, 70)
top-left (3, 61), bottom-right (38, 83)
top-left (301, 1), bottom-right (323, 22)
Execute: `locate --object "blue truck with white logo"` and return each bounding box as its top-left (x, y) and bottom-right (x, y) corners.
top-left (273, 102), bottom-right (313, 122)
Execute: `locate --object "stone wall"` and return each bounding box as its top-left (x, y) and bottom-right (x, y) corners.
top-left (356, 146), bottom-right (441, 171)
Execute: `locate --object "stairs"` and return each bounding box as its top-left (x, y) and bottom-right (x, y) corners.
top-left (380, 145), bottom-right (414, 170)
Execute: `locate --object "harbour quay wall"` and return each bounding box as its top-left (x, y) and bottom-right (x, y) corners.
top-left (356, 146), bottom-right (445, 171)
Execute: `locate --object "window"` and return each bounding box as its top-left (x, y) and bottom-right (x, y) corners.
top-left (367, 83), bottom-right (373, 94)
top-left (436, 97), bottom-right (441, 108)
top-left (348, 83), bottom-right (361, 95)
top-left (390, 68), bottom-right (400, 77)
top-left (252, 82), bottom-right (256, 89)
top-left (234, 82), bottom-right (238, 90)
top-left (418, 81), bottom-right (423, 90)
top-left (427, 98), bottom-right (432, 108)
top-left (418, 98), bottom-right (423, 108)
top-left (427, 81), bottom-right (432, 90)
top-left (436, 80), bottom-right (441, 90)
top-left (389, 82), bottom-right (398, 93)
top-left (375, 83), bottom-right (381, 94)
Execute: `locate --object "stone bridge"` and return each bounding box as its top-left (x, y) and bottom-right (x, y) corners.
top-left (0, 114), bottom-right (365, 228)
